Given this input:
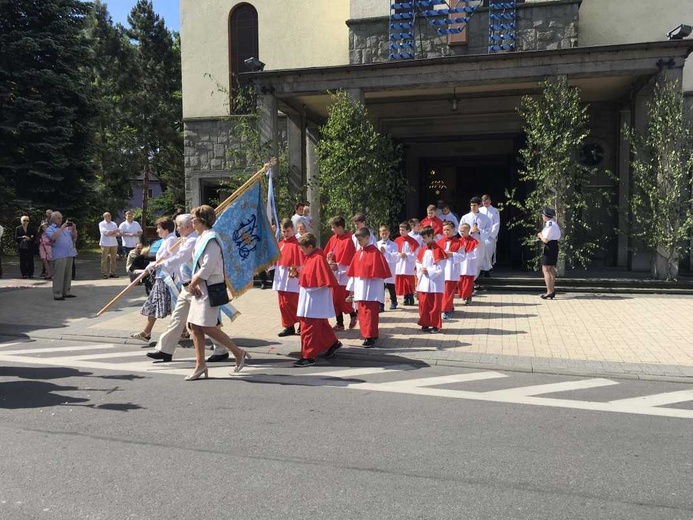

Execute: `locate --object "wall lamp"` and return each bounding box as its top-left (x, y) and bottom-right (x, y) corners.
top-left (667, 24), bottom-right (692, 40)
top-left (244, 57), bottom-right (266, 72)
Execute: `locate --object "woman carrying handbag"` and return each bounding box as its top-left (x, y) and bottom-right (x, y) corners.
top-left (185, 205), bottom-right (250, 381)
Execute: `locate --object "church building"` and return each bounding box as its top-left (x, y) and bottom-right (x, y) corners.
top-left (180, 0), bottom-right (693, 270)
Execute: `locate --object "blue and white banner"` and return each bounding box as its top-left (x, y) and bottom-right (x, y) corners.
top-left (212, 177), bottom-right (280, 295)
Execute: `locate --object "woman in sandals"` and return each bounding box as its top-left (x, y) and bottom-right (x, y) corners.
top-left (185, 205), bottom-right (249, 381)
top-left (130, 217), bottom-right (178, 342)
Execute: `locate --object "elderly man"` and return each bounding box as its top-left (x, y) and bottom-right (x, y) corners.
top-left (46, 212), bottom-right (78, 300)
top-left (145, 214), bottom-right (229, 363)
top-left (99, 212), bottom-right (119, 279)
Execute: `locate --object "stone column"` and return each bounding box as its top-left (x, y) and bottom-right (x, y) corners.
top-left (346, 88), bottom-right (365, 104)
top-left (257, 94), bottom-right (279, 162)
top-left (306, 125), bottom-right (321, 245)
top-left (286, 114), bottom-right (306, 198)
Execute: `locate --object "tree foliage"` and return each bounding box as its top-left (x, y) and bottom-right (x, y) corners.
top-left (508, 76), bottom-right (604, 271)
top-left (317, 90), bottom-right (406, 234)
top-left (624, 76), bottom-right (693, 280)
top-left (0, 0), bottom-right (96, 221)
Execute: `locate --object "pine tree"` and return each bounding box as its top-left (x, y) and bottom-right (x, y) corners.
top-left (0, 0), bottom-right (96, 219)
top-left (124, 0), bottom-right (183, 225)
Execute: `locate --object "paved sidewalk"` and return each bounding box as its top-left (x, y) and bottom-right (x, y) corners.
top-left (1, 254), bottom-right (692, 381)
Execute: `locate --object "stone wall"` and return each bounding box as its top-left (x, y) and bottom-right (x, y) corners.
top-left (347, 0), bottom-right (579, 64)
top-left (183, 117), bottom-right (287, 208)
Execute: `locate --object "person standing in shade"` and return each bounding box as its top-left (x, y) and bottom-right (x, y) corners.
top-left (98, 212), bottom-right (119, 279)
top-left (460, 197), bottom-right (491, 281)
top-left (438, 203), bottom-right (459, 231)
top-left (118, 211), bottom-right (143, 262)
top-left (46, 212), bottom-right (77, 300)
top-left (537, 207), bottom-right (561, 300)
top-left (295, 233), bottom-right (342, 367)
top-left (15, 216), bottom-right (35, 278)
top-left (479, 194), bottom-right (500, 276)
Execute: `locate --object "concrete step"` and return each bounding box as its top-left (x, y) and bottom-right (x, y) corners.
top-left (477, 276), bottom-right (693, 295)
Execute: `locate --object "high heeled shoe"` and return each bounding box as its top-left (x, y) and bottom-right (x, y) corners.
top-left (540, 292), bottom-right (556, 300)
top-left (184, 366), bottom-right (208, 381)
top-left (233, 350), bottom-right (251, 373)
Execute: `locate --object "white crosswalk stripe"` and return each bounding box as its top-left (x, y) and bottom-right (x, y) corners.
top-left (2, 342), bottom-right (693, 419)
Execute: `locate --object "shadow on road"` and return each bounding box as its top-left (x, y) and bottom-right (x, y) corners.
top-left (0, 366), bottom-right (146, 411)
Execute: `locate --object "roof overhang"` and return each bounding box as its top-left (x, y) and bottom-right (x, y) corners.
top-left (240, 40), bottom-right (693, 119)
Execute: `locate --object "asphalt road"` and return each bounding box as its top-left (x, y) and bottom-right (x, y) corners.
top-left (1, 338), bottom-right (693, 520)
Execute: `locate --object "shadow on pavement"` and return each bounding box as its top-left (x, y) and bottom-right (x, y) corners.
top-left (0, 366), bottom-right (147, 411)
top-left (566, 294), bottom-right (634, 301)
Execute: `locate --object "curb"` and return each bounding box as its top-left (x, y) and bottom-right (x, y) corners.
top-left (4, 330), bottom-right (693, 385)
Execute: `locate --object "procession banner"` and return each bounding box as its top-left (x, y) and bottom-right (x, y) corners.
top-left (212, 176), bottom-right (280, 296)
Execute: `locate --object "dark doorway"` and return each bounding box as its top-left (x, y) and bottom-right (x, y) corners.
top-left (419, 152), bottom-right (526, 267)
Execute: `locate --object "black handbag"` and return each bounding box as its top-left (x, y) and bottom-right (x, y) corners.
top-left (206, 281), bottom-right (230, 307)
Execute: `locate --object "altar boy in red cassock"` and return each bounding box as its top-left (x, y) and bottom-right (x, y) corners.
top-left (437, 220), bottom-right (466, 320)
top-left (295, 233), bottom-right (342, 367)
top-left (346, 228), bottom-right (392, 347)
top-left (324, 216), bottom-right (358, 331)
top-left (273, 219), bottom-right (304, 337)
top-left (394, 221), bottom-right (420, 306)
top-left (416, 226), bottom-right (447, 333)
top-left (457, 222), bottom-right (479, 305)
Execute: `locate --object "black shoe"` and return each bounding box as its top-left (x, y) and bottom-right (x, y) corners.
top-left (260, 282), bottom-right (269, 290)
top-left (147, 351), bottom-right (172, 362)
top-left (296, 327), bottom-right (301, 334)
top-left (54, 297), bottom-right (65, 301)
top-left (109, 274), bottom-right (118, 278)
top-left (421, 326), bottom-right (430, 332)
top-left (324, 341), bottom-right (343, 359)
top-left (278, 326), bottom-right (296, 337)
top-left (64, 294), bottom-right (77, 298)
top-left (293, 358), bottom-right (316, 367)
top-left (430, 328), bottom-right (441, 334)
top-left (362, 338), bottom-right (376, 348)
top-left (540, 292), bottom-right (556, 300)
top-left (207, 352), bottom-right (229, 363)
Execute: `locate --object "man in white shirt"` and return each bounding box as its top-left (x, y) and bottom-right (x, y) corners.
top-left (118, 210), bottom-right (143, 261)
top-left (98, 212), bottom-right (119, 279)
top-left (291, 202), bottom-right (308, 230)
top-left (460, 197), bottom-right (491, 280)
top-left (479, 194), bottom-right (500, 276)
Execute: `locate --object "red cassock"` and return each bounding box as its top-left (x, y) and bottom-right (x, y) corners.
top-left (298, 248), bottom-right (339, 358)
top-left (346, 245), bottom-right (392, 339)
top-left (324, 232), bottom-right (357, 315)
top-left (437, 236), bottom-right (464, 312)
top-left (417, 243), bottom-right (446, 329)
top-left (420, 216), bottom-right (444, 237)
top-left (394, 235), bottom-right (420, 296)
top-left (457, 235), bottom-right (479, 299)
top-left (276, 236), bottom-right (304, 327)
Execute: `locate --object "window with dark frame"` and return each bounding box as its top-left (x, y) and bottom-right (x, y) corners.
top-left (229, 3), bottom-right (259, 107)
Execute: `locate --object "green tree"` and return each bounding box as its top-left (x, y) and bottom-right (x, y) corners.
top-left (317, 90), bottom-right (405, 234)
top-left (87, 1), bottom-right (140, 214)
top-left (123, 0), bottom-right (183, 226)
top-left (508, 76), bottom-right (603, 271)
top-left (625, 76), bottom-right (693, 280)
top-left (0, 0), bottom-right (96, 221)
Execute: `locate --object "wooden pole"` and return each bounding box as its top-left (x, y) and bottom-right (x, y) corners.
top-left (96, 269), bottom-right (150, 317)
